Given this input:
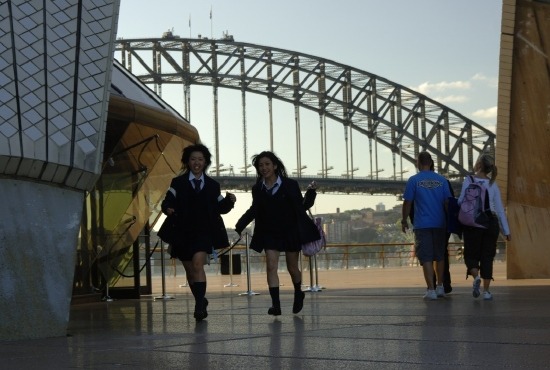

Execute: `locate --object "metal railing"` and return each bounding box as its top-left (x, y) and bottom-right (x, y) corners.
top-left (144, 241), bottom-right (507, 277)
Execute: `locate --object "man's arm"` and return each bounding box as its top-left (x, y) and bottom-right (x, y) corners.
top-left (401, 200), bottom-right (412, 233)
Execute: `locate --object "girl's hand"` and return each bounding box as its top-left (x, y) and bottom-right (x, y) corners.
top-left (166, 208), bottom-right (175, 216)
top-left (307, 181), bottom-right (317, 190)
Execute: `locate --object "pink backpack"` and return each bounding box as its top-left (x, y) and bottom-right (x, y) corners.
top-left (458, 176), bottom-right (493, 228)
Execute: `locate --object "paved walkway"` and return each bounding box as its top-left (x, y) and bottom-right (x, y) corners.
top-left (2, 263), bottom-right (550, 369)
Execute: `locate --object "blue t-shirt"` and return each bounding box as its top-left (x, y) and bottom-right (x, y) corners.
top-left (403, 171), bottom-right (451, 229)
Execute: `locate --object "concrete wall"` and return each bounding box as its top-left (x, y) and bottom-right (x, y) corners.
top-left (0, 179), bottom-right (83, 339)
top-left (0, 0), bottom-right (120, 339)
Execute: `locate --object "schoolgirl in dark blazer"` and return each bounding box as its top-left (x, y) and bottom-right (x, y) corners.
top-left (163, 173), bottom-right (234, 251)
top-left (236, 177), bottom-right (319, 253)
top-left (161, 144), bottom-right (236, 322)
top-left (235, 151), bottom-right (320, 316)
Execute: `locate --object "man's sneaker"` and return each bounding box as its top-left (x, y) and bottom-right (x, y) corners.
top-left (435, 285), bottom-right (445, 297)
top-left (472, 276), bottom-right (481, 298)
top-left (423, 289), bottom-right (437, 300)
top-left (483, 291), bottom-right (493, 300)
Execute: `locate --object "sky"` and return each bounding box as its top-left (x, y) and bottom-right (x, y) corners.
top-left (115, 0), bottom-right (503, 227)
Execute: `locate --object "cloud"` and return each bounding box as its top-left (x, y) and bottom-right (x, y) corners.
top-left (434, 95), bottom-right (469, 104)
top-left (411, 80), bottom-right (471, 95)
top-left (484, 124), bottom-right (497, 134)
top-left (409, 75), bottom-right (498, 114)
top-left (472, 73), bottom-right (498, 88)
top-left (472, 73), bottom-right (487, 81)
top-left (411, 72), bottom-right (498, 96)
top-left (472, 106), bottom-right (497, 119)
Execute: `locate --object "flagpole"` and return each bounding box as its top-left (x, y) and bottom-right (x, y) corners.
top-left (189, 14), bottom-right (192, 38)
top-left (210, 5), bottom-right (213, 38)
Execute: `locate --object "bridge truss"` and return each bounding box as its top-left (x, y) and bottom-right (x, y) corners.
top-left (114, 37), bottom-right (495, 182)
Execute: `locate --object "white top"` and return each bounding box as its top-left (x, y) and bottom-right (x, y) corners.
top-left (188, 172), bottom-right (204, 190)
top-left (262, 176), bottom-right (282, 195)
top-left (458, 176), bottom-right (511, 236)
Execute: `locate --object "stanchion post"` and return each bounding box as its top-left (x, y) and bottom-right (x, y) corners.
top-left (239, 233), bottom-right (259, 296)
top-left (224, 246), bottom-right (239, 287)
top-left (299, 251), bottom-right (306, 289)
top-left (303, 256), bottom-right (321, 292)
top-left (102, 245), bottom-right (113, 302)
top-left (312, 253), bottom-right (325, 290)
top-left (154, 240), bottom-right (174, 300)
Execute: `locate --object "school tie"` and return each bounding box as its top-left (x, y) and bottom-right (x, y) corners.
top-left (266, 183), bottom-right (278, 196)
top-left (192, 178), bottom-right (201, 193)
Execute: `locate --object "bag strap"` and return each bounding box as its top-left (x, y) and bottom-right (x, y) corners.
top-left (470, 175), bottom-right (491, 212)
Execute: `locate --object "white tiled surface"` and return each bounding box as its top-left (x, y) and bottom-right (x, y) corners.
top-left (0, 0), bottom-right (120, 191)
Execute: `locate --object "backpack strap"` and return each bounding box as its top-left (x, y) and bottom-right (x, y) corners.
top-left (469, 175), bottom-right (490, 212)
top-left (483, 184), bottom-right (491, 212)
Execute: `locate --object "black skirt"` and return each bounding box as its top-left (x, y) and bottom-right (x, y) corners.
top-left (171, 234), bottom-right (213, 261)
top-left (252, 231), bottom-right (301, 253)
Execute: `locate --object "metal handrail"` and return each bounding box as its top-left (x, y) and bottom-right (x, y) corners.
top-left (144, 241), bottom-right (507, 276)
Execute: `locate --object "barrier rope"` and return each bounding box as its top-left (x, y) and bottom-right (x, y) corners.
top-left (111, 235), bottom-right (242, 279)
top-left (210, 236), bottom-right (243, 261)
top-left (113, 239), bottom-right (160, 278)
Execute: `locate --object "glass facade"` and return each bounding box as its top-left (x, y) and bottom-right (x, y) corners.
top-left (73, 96), bottom-right (198, 298)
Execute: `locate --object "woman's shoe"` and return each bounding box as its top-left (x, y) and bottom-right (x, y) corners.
top-left (268, 307), bottom-right (281, 316)
top-left (472, 276), bottom-right (481, 298)
top-left (194, 298), bottom-right (209, 322)
top-left (194, 310), bottom-right (208, 322)
top-left (293, 291), bottom-right (305, 314)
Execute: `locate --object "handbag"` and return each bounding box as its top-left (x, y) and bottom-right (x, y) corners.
top-left (157, 215), bottom-right (178, 246)
top-left (301, 211), bottom-right (326, 257)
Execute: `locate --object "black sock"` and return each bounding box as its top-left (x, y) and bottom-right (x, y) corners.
top-left (292, 281), bottom-right (305, 314)
top-left (269, 287), bottom-right (280, 308)
top-left (189, 282), bottom-right (197, 298)
top-left (194, 281), bottom-right (206, 310)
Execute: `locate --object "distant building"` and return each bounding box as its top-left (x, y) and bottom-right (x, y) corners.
top-left (325, 220), bottom-right (351, 243)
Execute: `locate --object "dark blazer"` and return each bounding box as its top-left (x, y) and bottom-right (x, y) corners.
top-left (235, 177), bottom-right (320, 253)
top-left (161, 173), bottom-right (234, 249)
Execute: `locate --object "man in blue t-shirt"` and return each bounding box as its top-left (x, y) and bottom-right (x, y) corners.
top-left (401, 151), bottom-right (451, 300)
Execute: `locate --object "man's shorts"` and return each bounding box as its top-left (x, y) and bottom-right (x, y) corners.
top-left (414, 228), bottom-right (446, 264)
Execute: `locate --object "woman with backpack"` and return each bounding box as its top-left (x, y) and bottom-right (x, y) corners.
top-left (458, 153), bottom-right (511, 300)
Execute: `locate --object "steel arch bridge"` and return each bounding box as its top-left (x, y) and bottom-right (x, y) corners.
top-left (114, 36), bottom-right (495, 183)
